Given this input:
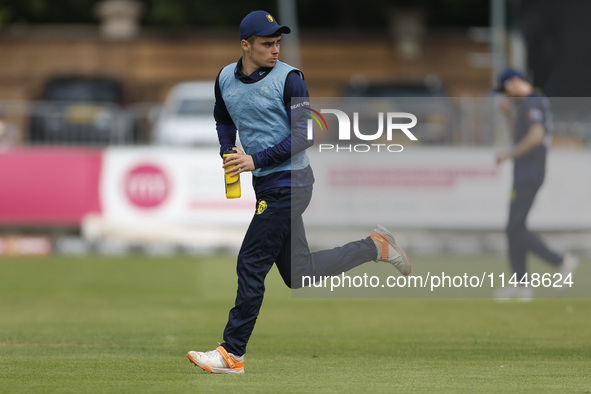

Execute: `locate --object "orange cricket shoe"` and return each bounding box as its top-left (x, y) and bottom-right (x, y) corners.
top-left (188, 346), bottom-right (244, 374)
top-left (371, 224), bottom-right (411, 275)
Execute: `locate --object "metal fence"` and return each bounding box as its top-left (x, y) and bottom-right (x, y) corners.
top-left (0, 100), bottom-right (157, 147)
top-left (1, 98), bottom-right (591, 148)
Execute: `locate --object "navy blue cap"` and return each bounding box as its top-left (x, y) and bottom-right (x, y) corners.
top-left (239, 11), bottom-right (291, 41)
top-left (496, 68), bottom-right (527, 92)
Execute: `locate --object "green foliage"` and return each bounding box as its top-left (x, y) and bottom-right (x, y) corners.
top-left (0, 6), bottom-right (11, 26)
top-left (0, 0), bottom-right (100, 24)
top-left (0, 0), bottom-right (490, 28)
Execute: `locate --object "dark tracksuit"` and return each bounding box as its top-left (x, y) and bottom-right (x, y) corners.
top-left (506, 94), bottom-right (562, 278)
top-left (214, 59), bottom-right (376, 356)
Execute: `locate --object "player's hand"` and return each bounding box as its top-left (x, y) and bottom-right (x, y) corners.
top-left (496, 151), bottom-right (512, 165)
top-left (223, 147), bottom-right (255, 176)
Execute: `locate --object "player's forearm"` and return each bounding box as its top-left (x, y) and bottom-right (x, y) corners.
top-left (253, 137), bottom-right (290, 168)
top-left (217, 122), bottom-right (237, 157)
top-left (511, 124), bottom-right (544, 158)
top-left (252, 129), bottom-right (312, 169)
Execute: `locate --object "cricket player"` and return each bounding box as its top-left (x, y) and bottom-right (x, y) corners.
top-left (494, 68), bottom-right (578, 301)
top-left (187, 10), bottom-right (411, 374)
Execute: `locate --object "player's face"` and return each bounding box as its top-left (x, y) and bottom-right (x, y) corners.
top-left (504, 77), bottom-right (531, 97)
top-left (244, 36), bottom-right (281, 68)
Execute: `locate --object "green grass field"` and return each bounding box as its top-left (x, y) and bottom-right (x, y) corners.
top-left (1, 254), bottom-right (590, 393)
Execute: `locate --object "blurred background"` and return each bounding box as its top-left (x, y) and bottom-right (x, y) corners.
top-left (1, 0), bottom-right (590, 257)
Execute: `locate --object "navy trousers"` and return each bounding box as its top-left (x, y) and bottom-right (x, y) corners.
top-left (221, 186), bottom-right (376, 356)
top-left (506, 180), bottom-right (562, 278)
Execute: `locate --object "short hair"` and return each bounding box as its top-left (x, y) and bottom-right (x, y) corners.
top-left (245, 31), bottom-right (282, 45)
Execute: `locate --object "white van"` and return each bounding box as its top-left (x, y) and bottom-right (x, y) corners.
top-left (152, 81), bottom-right (219, 146)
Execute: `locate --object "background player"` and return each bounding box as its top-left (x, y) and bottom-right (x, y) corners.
top-left (494, 68), bottom-right (578, 301)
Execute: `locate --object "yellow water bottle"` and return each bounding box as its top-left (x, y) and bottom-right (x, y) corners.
top-left (223, 148), bottom-right (241, 199)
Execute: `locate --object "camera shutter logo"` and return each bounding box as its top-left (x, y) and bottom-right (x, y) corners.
top-left (307, 108), bottom-right (418, 141)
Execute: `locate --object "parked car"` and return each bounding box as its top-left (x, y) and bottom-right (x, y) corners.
top-left (28, 75), bottom-right (130, 145)
top-left (342, 76), bottom-right (457, 144)
top-left (151, 81), bottom-right (218, 146)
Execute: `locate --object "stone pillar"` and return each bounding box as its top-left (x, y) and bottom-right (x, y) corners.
top-left (95, 0), bottom-right (143, 40)
top-left (389, 9), bottom-right (425, 61)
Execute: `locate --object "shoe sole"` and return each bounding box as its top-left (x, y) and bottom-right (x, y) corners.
top-left (187, 352), bottom-right (244, 374)
top-left (376, 225), bottom-right (411, 275)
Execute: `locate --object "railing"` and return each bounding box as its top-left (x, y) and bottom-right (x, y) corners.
top-left (1, 98), bottom-right (590, 148)
top-left (0, 100), bottom-right (158, 147)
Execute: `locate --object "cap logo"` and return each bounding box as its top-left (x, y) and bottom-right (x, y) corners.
top-left (266, 14), bottom-right (273, 22)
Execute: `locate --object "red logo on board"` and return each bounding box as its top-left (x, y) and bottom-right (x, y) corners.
top-left (124, 164), bottom-right (170, 208)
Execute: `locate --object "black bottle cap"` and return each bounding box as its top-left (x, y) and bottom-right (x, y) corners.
top-left (224, 148), bottom-right (237, 154)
